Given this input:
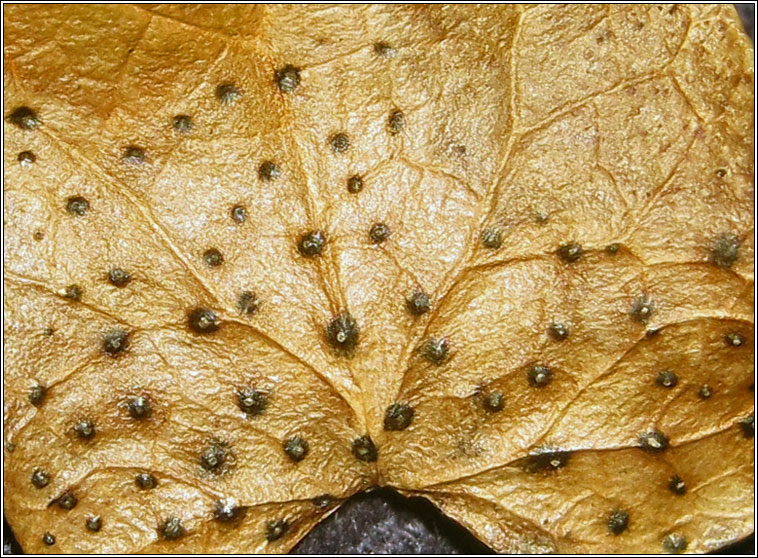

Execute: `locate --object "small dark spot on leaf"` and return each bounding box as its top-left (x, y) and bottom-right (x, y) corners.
top-left (384, 403), bottom-right (414, 431)
top-left (18, 151), bottom-right (36, 166)
top-left (312, 494), bottom-right (337, 509)
top-left (64, 284), bottom-right (83, 301)
top-left (351, 435), bottom-right (378, 462)
top-left (159, 516), bottom-right (185, 541)
top-left (630, 295), bottom-right (654, 324)
top-left (298, 230), bottom-right (325, 257)
top-left (237, 387), bottom-right (267, 416)
top-left (668, 475), bottom-right (686, 495)
top-left (527, 364), bottom-right (552, 387)
top-left (481, 228), bottom-right (502, 249)
top-left (173, 114), bottom-right (193, 133)
top-left (711, 233), bottom-right (739, 268)
top-left (127, 395), bottom-right (151, 420)
top-left (605, 243), bottom-right (620, 255)
top-left (326, 312), bottom-right (359, 351)
top-left (86, 516), bottom-right (102, 532)
top-left (373, 42), bottom-right (396, 57)
top-left (662, 533), bottom-right (688, 554)
top-left (369, 222), bottom-right (391, 244)
top-left (200, 443), bottom-right (227, 472)
top-left (108, 268), bottom-right (131, 287)
top-left (656, 370), bottom-right (678, 389)
top-left (715, 168), bottom-right (727, 177)
top-left (406, 289), bottom-right (431, 316)
top-left (646, 327), bottom-right (660, 337)
top-left (237, 291), bottom-right (260, 315)
top-left (556, 242), bottom-right (583, 263)
top-left (33, 230), bottom-right (45, 241)
top-left (29, 384), bottom-right (46, 406)
top-left (213, 499), bottom-right (247, 523)
top-left (42, 326), bottom-right (54, 336)
top-left (123, 146), bottom-right (145, 165)
top-left (283, 436), bottom-right (309, 462)
top-left (56, 490), bottom-right (77, 510)
top-left (266, 519), bottom-right (289, 542)
top-left (330, 132), bottom-right (350, 153)
top-left (534, 211), bottom-right (548, 224)
top-left (31, 468), bottom-right (50, 488)
top-left (103, 329), bottom-right (130, 356)
top-left (8, 106), bottom-right (40, 130)
top-left (135, 472), bottom-right (157, 490)
top-left (607, 509), bottom-right (629, 535)
top-left (275, 65), bottom-right (301, 93)
top-left (188, 307), bottom-right (220, 334)
top-left (259, 160), bottom-right (281, 181)
top-left (698, 384), bottom-right (712, 399)
top-left (738, 414), bottom-right (754, 438)
top-left (639, 429), bottom-right (669, 452)
top-left (482, 391), bottom-right (505, 413)
top-left (548, 323), bottom-right (569, 341)
top-left (216, 83), bottom-right (241, 104)
top-left (725, 331), bottom-right (745, 347)
top-left (42, 533), bottom-right (55, 546)
top-left (522, 449), bottom-right (570, 473)
top-left (231, 205), bottom-right (247, 224)
top-left (347, 174), bottom-right (363, 193)
top-left (423, 337), bottom-right (448, 365)
top-left (203, 248), bottom-right (224, 267)
top-left (66, 196), bottom-right (89, 216)
top-left (388, 109), bottom-right (405, 134)
top-left (74, 419), bottom-right (96, 440)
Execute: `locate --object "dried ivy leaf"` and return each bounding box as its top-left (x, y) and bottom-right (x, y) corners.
top-left (3, 4), bottom-right (753, 554)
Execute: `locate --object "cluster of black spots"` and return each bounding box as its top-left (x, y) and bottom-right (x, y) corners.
top-left (42, 532), bottom-right (55, 546)
top-left (662, 533), bottom-right (688, 554)
top-left (347, 174), bottom-right (363, 193)
top-left (266, 518), bottom-right (289, 542)
top-left (86, 515), bottom-right (103, 532)
top-left (480, 228), bottom-right (502, 249)
top-left (283, 436), bottom-right (309, 462)
top-left (31, 468), bottom-right (50, 488)
top-left (639, 429), bottom-right (669, 452)
top-left (710, 232), bottom-right (739, 268)
top-left (326, 312), bottom-right (359, 351)
top-left (384, 403), bottom-right (414, 431)
top-left (188, 307), bottom-right (220, 334)
top-left (127, 395), bottom-right (151, 420)
top-left (74, 419), bottom-right (96, 440)
top-left (66, 196), bottom-right (89, 216)
top-left (29, 384), bottom-right (46, 406)
top-left (312, 494), bottom-right (337, 510)
top-left (275, 65), bottom-right (301, 93)
top-left (406, 289), bottom-right (431, 316)
top-left (200, 442), bottom-right (228, 473)
top-left (352, 435), bottom-right (378, 462)
top-left (18, 150), bottom-right (36, 166)
top-left (108, 268), bottom-right (131, 287)
top-left (423, 337), bottom-right (448, 365)
top-left (527, 365), bottom-right (552, 387)
top-left (630, 295), bottom-right (654, 324)
top-left (607, 509), bottom-right (629, 535)
top-left (556, 242), bottom-right (582, 263)
top-left (123, 145), bottom-right (145, 165)
top-left (605, 243), bottom-right (620, 255)
top-left (482, 391), bottom-right (505, 413)
top-left (102, 328), bottom-right (130, 356)
top-left (330, 132), bottom-right (350, 153)
top-left (236, 387), bottom-right (267, 416)
top-left (725, 331), bottom-right (745, 347)
top-left (668, 475), bottom-right (686, 495)
top-left (656, 370), bottom-right (678, 389)
top-left (298, 230), bottom-right (326, 257)
top-left (56, 490), bottom-right (78, 510)
top-left (135, 472), bottom-right (157, 490)
top-left (548, 323), bottom-right (569, 341)
top-left (216, 82), bottom-right (241, 104)
top-left (203, 248), bottom-right (224, 267)
top-left (237, 291), bottom-right (260, 315)
top-left (259, 160), bottom-right (281, 181)
top-left (8, 106), bottom-right (40, 130)
top-left (373, 41), bottom-right (396, 57)
top-left (698, 384), bottom-right (713, 399)
top-left (522, 449), bottom-right (570, 473)
top-left (213, 499), bottom-right (247, 523)
top-left (231, 204), bottom-right (247, 224)
top-left (388, 109), bottom-right (405, 134)
top-left (369, 222), bottom-right (391, 244)
top-left (159, 516), bottom-right (185, 541)
top-left (738, 414), bottom-right (754, 438)
top-left (64, 284), bottom-right (83, 301)
top-left (172, 114), bottom-right (193, 134)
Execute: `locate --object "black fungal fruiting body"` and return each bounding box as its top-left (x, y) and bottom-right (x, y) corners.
top-left (123, 146), bottom-right (145, 165)
top-left (57, 491), bottom-right (78, 510)
top-left (66, 196), bottom-right (90, 216)
top-left (127, 395), bottom-right (151, 419)
top-left (662, 533), bottom-right (688, 554)
top-left (548, 323), bottom-right (569, 341)
top-left (556, 242), bottom-right (583, 263)
top-left (698, 384), bottom-right (713, 399)
top-left (738, 414), bottom-right (754, 438)
top-left (237, 292), bottom-right (260, 316)
top-left (237, 388), bottom-right (267, 415)
top-left (108, 268), bottom-right (131, 287)
top-left (384, 403), bottom-right (415, 431)
top-left (103, 328), bottom-right (130, 356)
top-left (200, 444), bottom-right (227, 472)
top-left (481, 228), bottom-right (502, 249)
top-left (216, 83), bottom-right (241, 104)
top-left (74, 420), bottom-right (96, 440)
top-left (266, 519), bottom-right (289, 542)
top-left (639, 429), bottom-right (669, 452)
top-left (423, 337), bottom-right (449, 365)
top-left (351, 435), bottom-right (378, 462)
top-left (373, 41), bottom-right (396, 57)
top-left (31, 468), bottom-right (50, 488)
top-left (203, 248), bottom-right (224, 267)
top-left (214, 499), bottom-right (247, 523)
top-left (283, 436), bottom-right (309, 462)
top-left (259, 160), bottom-right (281, 181)
top-left (42, 533), bottom-right (55, 546)
top-left (406, 290), bottom-right (431, 316)
top-left (86, 516), bottom-right (102, 532)
top-left (607, 509), bottom-right (629, 535)
top-left (522, 449), bottom-right (570, 473)
top-left (369, 223), bottom-right (391, 244)
top-left (18, 151), bottom-right (36, 165)
top-left (188, 307), bottom-right (220, 334)
top-left (172, 114), bottom-right (193, 133)
top-left (9, 106), bottom-right (40, 129)
top-left (725, 331), bottom-right (745, 347)
top-left (326, 312), bottom-right (359, 351)
top-left (711, 232), bottom-right (739, 268)
top-left (388, 109), bottom-right (405, 134)
top-left (29, 384), bottom-right (46, 406)
top-left (64, 284), bottom-right (83, 301)
top-left (668, 475), bottom-right (686, 495)
top-left (347, 175), bottom-right (363, 193)
top-left (656, 370), bottom-right (678, 388)
top-left (527, 365), bottom-right (552, 387)
top-left (135, 472), bottom-right (157, 490)
top-left (231, 205), bottom-right (247, 224)
top-left (483, 391), bottom-right (505, 413)
top-left (159, 517), bottom-right (185, 541)
top-left (312, 494), bottom-right (337, 509)
top-left (631, 295), bottom-right (654, 324)
top-left (275, 65), bottom-right (301, 93)
top-left (298, 230), bottom-right (326, 257)
top-left (330, 132), bottom-right (350, 153)
top-left (605, 243), bottom-right (620, 255)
